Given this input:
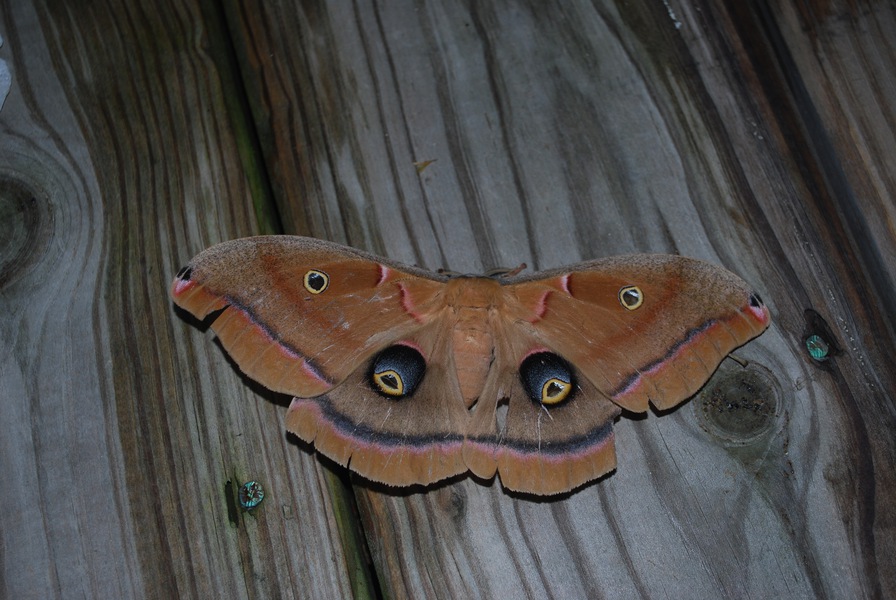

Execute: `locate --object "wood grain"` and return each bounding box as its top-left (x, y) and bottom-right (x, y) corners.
top-left (224, 0), bottom-right (895, 597)
top-left (0, 0), bottom-right (355, 597)
top-left (3, 0), bottom-right (893, 598)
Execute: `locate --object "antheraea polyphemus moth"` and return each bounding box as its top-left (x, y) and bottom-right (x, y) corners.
top-left (171, 236), bottom-right (770, 495)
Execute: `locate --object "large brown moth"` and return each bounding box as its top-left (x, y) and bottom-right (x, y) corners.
top-left (171, 236), bottom-right (770, 495)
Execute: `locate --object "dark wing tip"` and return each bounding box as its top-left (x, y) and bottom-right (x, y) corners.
top-left (176, 265), bottom-right (193, 280)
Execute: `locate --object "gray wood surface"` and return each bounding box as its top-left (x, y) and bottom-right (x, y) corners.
top-left (2, 0), bottom-right (893, 598)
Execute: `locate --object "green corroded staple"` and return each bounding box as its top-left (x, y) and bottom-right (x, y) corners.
top-left (239, 481), bottom-right (265, 509)
top-left (806, 334), bottom-right (829, 361)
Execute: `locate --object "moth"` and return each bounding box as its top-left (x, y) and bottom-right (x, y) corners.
top-left (171, 236), bottom-right (770, 495)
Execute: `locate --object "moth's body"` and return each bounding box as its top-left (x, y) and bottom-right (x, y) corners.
top-left (171, 236), bottom-right (771, 495)
top-left (442, 277), bottom-right (502, 408)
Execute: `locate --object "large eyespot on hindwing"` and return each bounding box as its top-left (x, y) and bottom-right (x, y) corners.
top-left (520, 352), bottom-right (575, 406)
top-left (618, 285), bottom-right (643, 310)
top-left (369, 345), bottom-right (426, 398)
top-left (303, 269), bottom-right (329, 294)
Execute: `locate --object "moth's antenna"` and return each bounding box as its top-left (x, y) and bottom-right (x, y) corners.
top-left (485, 263), bottom-right (528, 278)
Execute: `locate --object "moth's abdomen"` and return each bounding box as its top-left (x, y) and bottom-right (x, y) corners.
top-left (443, 277), bottom-right (502, 409)
top-left (453, 306), bottom-right (494, 408)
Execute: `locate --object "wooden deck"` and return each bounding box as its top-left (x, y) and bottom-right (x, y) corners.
top-left (2, 1), bottom-right (894, 597)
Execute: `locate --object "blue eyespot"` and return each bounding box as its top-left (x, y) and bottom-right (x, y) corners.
top-left (370, 345), bottom-right (426, 398)
top-left (520, 352), bottom-right (575, 406)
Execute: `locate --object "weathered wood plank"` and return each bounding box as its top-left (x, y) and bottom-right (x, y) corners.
top-left (681, 3), bottom-right (896, 596)
top-left (224, 0), bottom-right (895, 597)
top-left (0, 1), bottom-right (355, 597)
top-left (4, 0), bottom-right (893, 597)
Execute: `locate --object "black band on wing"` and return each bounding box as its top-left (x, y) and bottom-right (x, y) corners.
top-left (314, 396), bottom-right (464, 448)
top-left (221, 295), bottom-right (332, 385)
top-left (469, 421), bottom-right (613, 456)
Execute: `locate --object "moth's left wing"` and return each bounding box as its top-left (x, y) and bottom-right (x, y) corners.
top-left (171, 236), bottom-right (469, 487)
top-left (170, 236), bottom-right (448, 398)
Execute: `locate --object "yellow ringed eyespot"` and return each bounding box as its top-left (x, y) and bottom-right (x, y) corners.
top-left (373, 370), bottom-right (404, 396)
top-left (541, 378), bottom-right (571, 405)
top-left (303, 270), bottom-right (329, 294)
top-left (618, 285), bottom-right (644, 310)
